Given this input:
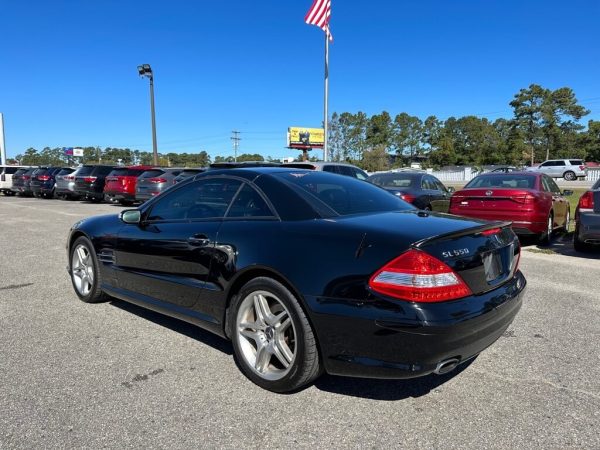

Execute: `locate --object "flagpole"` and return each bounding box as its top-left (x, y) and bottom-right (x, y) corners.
top-left (323, 33), bottom-right (329, 162)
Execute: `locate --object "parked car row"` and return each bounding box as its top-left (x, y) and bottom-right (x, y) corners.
top-left (6, 164), bottom-right (206, 204)
top-left (3, 162), bottom-right (597, 253)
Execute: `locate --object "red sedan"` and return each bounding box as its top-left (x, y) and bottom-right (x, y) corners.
top-left (450, 172), bottom-right (571, 243)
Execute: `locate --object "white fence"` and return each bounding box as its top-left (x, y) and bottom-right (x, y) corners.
top-left (427, 167), bottom-right (600, 183)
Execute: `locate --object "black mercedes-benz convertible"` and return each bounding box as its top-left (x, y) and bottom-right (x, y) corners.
top-left (67, 168), bottom-right (526, 392)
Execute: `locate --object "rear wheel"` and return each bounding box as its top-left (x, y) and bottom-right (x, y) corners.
top-left (230, 277), bottom-right (321, 393)
top-left (69, 237), bottom-right (108, 303)
top-left (573, 224), bottom-right (591, 252)
top-left (562, 209), bottom-right (570, 232)
top-left (563, 171), bottom-right (576, 181)
top-left (539, 213), bottom-right (554, 245)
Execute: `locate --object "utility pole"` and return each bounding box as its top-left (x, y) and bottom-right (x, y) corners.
top-left (231, 131), bottom-right (241, 162)
top-left (0, 113), bottom-right (7, 165)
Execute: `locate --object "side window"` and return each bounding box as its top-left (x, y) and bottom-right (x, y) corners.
top-left (539, 162), bottom-right (550, 167)
top-left (548, 178), bottom-right (561, 193)
top-left (147, 178), bottom-right (242, 221)
top-left (226, 184), bottom-right (274, 218)
top-left (353, 168), bottom-right (368, 180)
top-left (422, 177), bottom-right (435, 190)
top-left (433, 178), bottom-right (447, 192)
top-left (556, 161), bottom-right (566, 166)
top-left (322, 165), bottom-right (339, 174)
top-left (541, 176), bottom-right (552, 192)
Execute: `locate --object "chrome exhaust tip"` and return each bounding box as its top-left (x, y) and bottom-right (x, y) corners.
top-left (434, 358), bottom-right (460, 375)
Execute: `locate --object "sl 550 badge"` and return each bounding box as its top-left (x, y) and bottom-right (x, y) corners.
top-left (442, 248), bottom-right (470, 258)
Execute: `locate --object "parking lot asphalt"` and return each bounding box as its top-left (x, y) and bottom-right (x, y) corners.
top-left (1, 196), bottom-right (599, 449)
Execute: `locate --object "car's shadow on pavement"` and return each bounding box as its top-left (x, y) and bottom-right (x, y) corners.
top-left (109, 298), bottom-right (475, 399)
top-left (109, 299), bottom-right (233, 355)
top-left (313, 360), bottom-right (473, 400)
top-left (519, 233), bottom-right (600, 259)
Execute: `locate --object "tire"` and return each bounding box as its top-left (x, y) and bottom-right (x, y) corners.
top-left (539, 213), bottom-right (554, 245)
top-left (563, 171), bottom-right (576, 181)
top-left (562, 208), bottom-right (570, 233)
top-left (573, 224), bottom-right (591, 252)
top-left (69, 236), bottom-right (108, 303)
top-left (230, 277), bottom-right (321, 393)
top-left (423, 205), bottom-right (432, 211)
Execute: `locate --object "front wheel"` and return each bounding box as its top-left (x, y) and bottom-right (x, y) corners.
top-left (563, 171), bottom-right (576, 181)
top-left (69, 236), bottom-right (108, 303)
top-left (230, 277), bottom-right (321, 393)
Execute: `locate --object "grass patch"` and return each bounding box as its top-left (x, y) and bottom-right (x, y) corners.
top-left (525, 248), bottom-right (557, 255)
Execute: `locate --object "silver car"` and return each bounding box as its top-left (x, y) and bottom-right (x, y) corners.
top-left (56, 167), bottom-right (83, 200)
top-left (135, 168), bottom-right (183, 202)
top-left (526, 159), bottom-right (587, 181)
top-left (574, 178), bottom-right (600, 252)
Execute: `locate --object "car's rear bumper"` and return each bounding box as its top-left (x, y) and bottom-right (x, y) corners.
top-left (306, 271), bottom-right (526, 379)
top-left (577, 211), bottom-right (600, 243)
top-left (105, 191), bottom-right (136, 201)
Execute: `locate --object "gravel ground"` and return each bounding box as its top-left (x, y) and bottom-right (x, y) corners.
top-left (0, 196), bottom-right (599, 449)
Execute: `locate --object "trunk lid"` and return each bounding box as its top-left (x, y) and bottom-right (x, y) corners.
top-left (339, 211), bottom-right (520, 296)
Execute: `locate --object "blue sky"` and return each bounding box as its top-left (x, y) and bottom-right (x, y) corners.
top-left (1, 0), bottom-right (599, 160)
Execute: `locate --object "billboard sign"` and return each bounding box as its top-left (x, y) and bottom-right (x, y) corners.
top-left (287, 127), bottom-right (325, 149)
top-left (73, 148), bottom-right (84, 157)
top-left (64, 147), bottom-right (84, 157)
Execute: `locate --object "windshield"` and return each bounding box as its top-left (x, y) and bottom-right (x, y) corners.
top-left (273, 171), bottom-right (414, 216)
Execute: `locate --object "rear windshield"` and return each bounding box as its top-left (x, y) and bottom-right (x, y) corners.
top-left (35, 169), bottom-right (50, 176)
top-left (140, 169), bottom-right (165, 178)
top-left (465, 175), bottom-right (536, 189)
top-left (3, 167), bottom-right (24, 174)
top-left (91, 166), bottom-right (115, 176)
top-left (57, 168), bottom-right (74, 176)
top-left (368, 174), bottom-right (415, 188)
top-left (13, 169), bottom-right (27, 176)
top-left (282, 163), bottom-right (316, 170)
top-left (180, 169), bottom-right (205, 176)
top-left (109, 168), bottom-right (148, 177)
top-left (569, 160), bottom-right (583, 166)
top-left (77, 166), bottom-right (96, 176)
top-left (272, 171), bottom-right (414, 216)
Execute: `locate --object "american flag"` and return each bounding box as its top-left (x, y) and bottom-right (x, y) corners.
top-left (304, 0), bottom-right (333, 41)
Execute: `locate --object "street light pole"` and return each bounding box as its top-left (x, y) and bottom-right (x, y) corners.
top-left (138, 64), bottom-right (159, 166)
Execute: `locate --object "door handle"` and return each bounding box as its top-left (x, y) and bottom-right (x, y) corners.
top-left (187, 234), bottom-right (211, 247)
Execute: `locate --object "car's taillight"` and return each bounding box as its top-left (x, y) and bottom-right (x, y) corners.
top-left (369, 249), bottom-right (472, 302)
top-left (64, 175), bottom-right (75, 181)
top-left (84, 176), bottom-right (97, 183)
top-left (149, 177), bottom-right (167, 183)
top-left (23, 175), bottom-right (31, 180)
top-left (512, 193), bottom-right (536, 204)
top-left (579, 165), bottom-right (586, 171)
top-left (480, 227), bottom-right (502, 236)
top-left (38, 175), bottom-right (51, 181)
top-left (396, 192), bottom-right (416, 203)
top-left (578, 191), bottom-right (595, 212)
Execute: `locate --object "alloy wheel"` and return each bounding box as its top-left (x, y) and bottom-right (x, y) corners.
top-left (236, 290), bottom-right (297, 381)
top-left (71, 244), bottom-right (94, 296)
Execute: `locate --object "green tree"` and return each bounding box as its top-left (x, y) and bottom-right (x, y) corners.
top-left (361, 145), bottom-right (390, 172)
top-left (393, 113), bottom-right (423, 163)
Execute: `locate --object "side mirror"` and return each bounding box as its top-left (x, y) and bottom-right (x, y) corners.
top-left (120, 209), bottom-right (141, 224)
top-left (447, 186), bottom-right (455, 193)
top-left (562, 190), bottom-right (573, 196)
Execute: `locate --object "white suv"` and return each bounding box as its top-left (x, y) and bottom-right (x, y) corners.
top-left (526, 159), bottom-right (587, 181)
